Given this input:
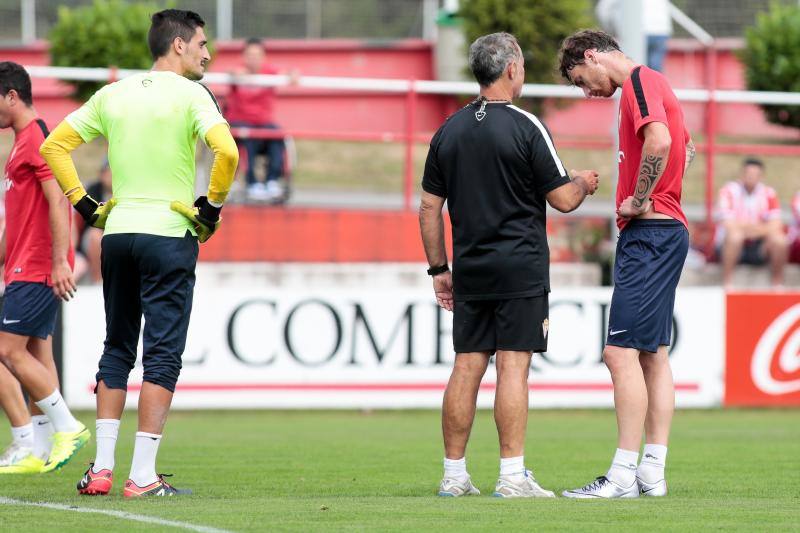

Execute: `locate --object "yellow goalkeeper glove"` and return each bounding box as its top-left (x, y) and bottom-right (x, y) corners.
top-left (170, 196), bottom-right (222, 243)
top-left (73, 195), bottom-right (117, 229)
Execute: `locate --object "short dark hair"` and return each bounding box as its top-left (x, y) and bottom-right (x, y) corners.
top-left (0, 61), bottom-right (33, 106)
top-left (743, 157), bottom-right (765, 169)
top-left (148, 9), bottom-right (205, 60)
top-left (244, 37), bottom-right (263, 49)
top-left (468, 32), bottom-right (521, 87)
top-left (558, 29), bottom-right (620, 82)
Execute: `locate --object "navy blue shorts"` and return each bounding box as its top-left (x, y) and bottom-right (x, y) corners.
top-left (0, 282), bottom-right (58, 340)
top-left (98, 231), bottom-right (198, 393)
top-left (607, 219), bottom-right (689, 353)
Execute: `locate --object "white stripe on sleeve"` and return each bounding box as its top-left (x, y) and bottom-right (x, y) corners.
top-left (507, 104), bottom-right (567, 177)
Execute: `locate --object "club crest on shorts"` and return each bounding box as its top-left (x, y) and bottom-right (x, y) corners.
top-left (542, 318), bottom-right (549, 338)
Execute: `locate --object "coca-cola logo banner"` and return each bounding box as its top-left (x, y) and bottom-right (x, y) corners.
top-left (61, 286), bottom-right (725, 409)
top-left (726, 294), bottom-right (800, 406)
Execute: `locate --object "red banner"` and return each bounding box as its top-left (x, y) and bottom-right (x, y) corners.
top-left (725, 293), bottom-right (800, 406)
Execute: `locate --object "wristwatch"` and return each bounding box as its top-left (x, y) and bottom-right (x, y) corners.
top-left (427, 264), bottom-right (449, 276)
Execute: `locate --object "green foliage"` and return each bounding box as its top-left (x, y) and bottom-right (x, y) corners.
top-left (48, 0), bottom-right (164, 101)
top-left (741, 2), bottom-right (800, 130)
top-left (459, 0), bottom-right (593, 110)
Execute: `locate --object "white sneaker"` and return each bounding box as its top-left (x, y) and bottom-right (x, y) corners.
top-left (562, 475), bottom-right (639, 499)
top-left (264, 180), bottom-right (284, 200)
top-left (493, 470), bottom-right (555, 498)
top-left (438, 476), bottom-right (480, 497)
top-left (0, 442), bottom-right (33, 467)
top-left (247, 182), bottom-right (270, 201)
top-left (638, 476), bottom-right (668, 497)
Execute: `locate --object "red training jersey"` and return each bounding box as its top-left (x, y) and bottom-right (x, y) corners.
top-left (3, 118), bottom-right (74, 286)
top-left (617, 65), bottom-right (688, 230)
top-left (225, 65), bottom-right (279, 125)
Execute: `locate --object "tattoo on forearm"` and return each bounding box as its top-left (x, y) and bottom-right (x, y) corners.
top-left (685, 140), bottom-right (696, 172)
top-left (633, 154), bottom-right (664, 209)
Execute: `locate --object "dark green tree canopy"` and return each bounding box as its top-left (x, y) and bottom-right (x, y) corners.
top-left (459, 0), bottom-right (593, 86)
top-left (49, 0), bottom-right (166, 101)
top-left (741, 2), bottom-right (800, 130)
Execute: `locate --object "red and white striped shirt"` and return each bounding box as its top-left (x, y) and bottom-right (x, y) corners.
top-left (716, 181), bottom-right (782, 223)
top-left (789, 191), bottom-right (800, 242)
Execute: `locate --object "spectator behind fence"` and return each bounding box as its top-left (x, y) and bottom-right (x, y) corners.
top-left (715, 158), bottom-right (788, 288)
top-left (790, 191), bottom-right (800, 264)
top-left (226, 37), bottom-right (286, 202)
top-left (75, 161), bottom-right (113, 283)
top-left (595, 0), bottom-right (673, 72)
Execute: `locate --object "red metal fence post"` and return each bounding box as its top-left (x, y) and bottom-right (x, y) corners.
top-left (704, 44), bottom-right (718, 256)
top-left (404, 80), bottom-right (417, 211)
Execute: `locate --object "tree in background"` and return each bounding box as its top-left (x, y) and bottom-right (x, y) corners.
top-left (741, 2), bottom-right (800, 130)
top-left (49, 0), bottom-right (163, 101)
top-left (459, 0), bottom-right (593, 88)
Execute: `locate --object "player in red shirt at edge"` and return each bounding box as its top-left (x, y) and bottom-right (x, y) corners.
top-left (0, 62), bottom-right (89, 474)
top-left (557, 31), bottom-right (695, 498)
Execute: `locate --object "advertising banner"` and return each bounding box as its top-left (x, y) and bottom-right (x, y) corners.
top-left (725, 292), bottom-right (800, 406)
top-left (62, 286), bottom-right (724, 409)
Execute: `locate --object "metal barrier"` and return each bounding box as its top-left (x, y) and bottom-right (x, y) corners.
top-left (22, 64), bottom-right (800, 223)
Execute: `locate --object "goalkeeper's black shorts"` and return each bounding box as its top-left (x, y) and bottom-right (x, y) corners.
top-left (96, 230), bottom-right (198, 393)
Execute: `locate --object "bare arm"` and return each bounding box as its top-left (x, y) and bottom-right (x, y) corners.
top-left (41, 179), bottom-right (76, 300)
top-left (419, 191), bottom-right (448, 267)
top-left (618, 122), bottom-right (672, 217)
top-left (546, 170), bottom-right (600, 213)
top-left (684, 138), bottom-right (696, 175)
top-left (419, 191), bottom-right (453, 311)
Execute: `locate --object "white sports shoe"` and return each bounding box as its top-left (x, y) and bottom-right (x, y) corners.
top-left (562, 476), bottom-right (639, 499)
top-left (0, 442), bottom-right (33, 467)
top-left (438, 476), bottom-right (480, 497)
top-left (638, 476), bottom-right (668, 497)
top-left (247, 182), bottom-right (270, 201)
top-left (493, 470), bottom-right (555, 498)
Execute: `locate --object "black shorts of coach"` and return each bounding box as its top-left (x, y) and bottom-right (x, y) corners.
top-left (97, 231), bottom-right (198, 393)
top-left (453, 292), bottom-right (549, 354)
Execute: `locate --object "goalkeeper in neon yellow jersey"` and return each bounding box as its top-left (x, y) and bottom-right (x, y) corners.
top-left (39, 9), bottom-right (237, 498)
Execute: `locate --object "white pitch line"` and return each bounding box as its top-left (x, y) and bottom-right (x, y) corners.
top-left (0, 496), bottom-right (234, 533)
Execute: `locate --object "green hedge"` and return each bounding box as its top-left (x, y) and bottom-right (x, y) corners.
top-left (741, 2), bottom-right (800, 130)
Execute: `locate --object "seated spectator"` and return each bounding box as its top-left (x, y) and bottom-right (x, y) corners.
top-left (226, 37), bottom-right (286, 202)
top-left (790, 191), bottom-right (800, 264)
top-left (75, 160), bottom-right (112, 283)
top-left (715, 158), bottom-right (788, 287)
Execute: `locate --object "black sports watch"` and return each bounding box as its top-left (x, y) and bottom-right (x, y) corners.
top-left (427, 263), bottom-right (449, 276)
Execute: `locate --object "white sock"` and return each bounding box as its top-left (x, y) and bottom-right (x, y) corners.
top-left (500, 456), bottom-right (525, 477)
top-left (637, 443), bottom-right (667, 483)
top-left (93, 419), bottom-right (120, 473)
top-left (33, 390), bottom-right (81, 433)
top-left (31, 416), bottom-right (53, 460)
top-left (11, 423), bottom-right (34, 449)
top-left (443, 457), bottom-right (468, 481)
top-left (129, 432), bottom-right (161, 487)
top-left (606, 448), bottom-right (639, 487)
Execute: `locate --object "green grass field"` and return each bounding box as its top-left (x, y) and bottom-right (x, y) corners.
top-left (0, 409), bottom-right (798, 531)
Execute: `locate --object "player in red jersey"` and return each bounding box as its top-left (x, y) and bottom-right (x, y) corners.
top-left (557, 31), bottom-right (695, 498)
top-left (0, 62), bottom-right (88, 473)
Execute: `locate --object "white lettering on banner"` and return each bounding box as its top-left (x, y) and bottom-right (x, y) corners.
top-left (751, 303), bottom-right (800, 395)
top-left (61, 287), bottom-right (725, 409)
